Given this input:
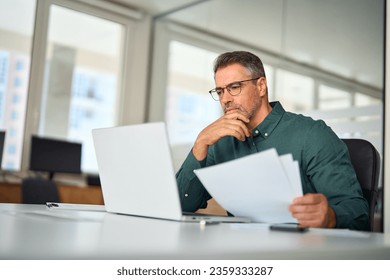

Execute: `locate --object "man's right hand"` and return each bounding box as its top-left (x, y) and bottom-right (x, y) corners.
top-left (192, 111), bottom-right (251, 160)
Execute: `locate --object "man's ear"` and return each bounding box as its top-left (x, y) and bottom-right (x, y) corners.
top-left (257, 77), bottom-right (267, 97)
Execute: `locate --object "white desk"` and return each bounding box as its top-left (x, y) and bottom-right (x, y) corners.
top-left (0, 203), bottom-right (389, 260)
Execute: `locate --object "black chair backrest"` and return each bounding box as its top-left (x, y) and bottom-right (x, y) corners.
top-left (341, 138), bottom-right (381, 231)
top-left (21, 177), bottom-right (59, 204)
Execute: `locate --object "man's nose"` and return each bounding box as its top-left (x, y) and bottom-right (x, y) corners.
top-left (220, 89), bottom-right (233, 104)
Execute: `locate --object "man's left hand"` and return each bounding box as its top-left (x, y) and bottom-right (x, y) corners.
top-left (288, 193), bottom-right (336, 228)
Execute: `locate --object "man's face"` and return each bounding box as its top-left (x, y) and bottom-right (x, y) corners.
top-left (214, 63), bottom-right (263, 121)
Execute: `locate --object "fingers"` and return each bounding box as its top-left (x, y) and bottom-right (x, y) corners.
top-left (221, 120), bottom-right (251, 140)
top-left (193, 112), bottom-right (251, 160)
top-left (289, 194), bottom-right (329, 228)
top-left (206, 114), bottom-right (251, 142)
top-left (221, 112), bottom-right (251, 139)
top-left (224, 110), bottom-right (250, 123)
top-left (291, 212), bottom-right (326, 228)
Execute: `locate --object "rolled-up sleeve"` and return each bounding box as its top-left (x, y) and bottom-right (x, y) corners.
top-left (175, 150), bottom-right (211, 212)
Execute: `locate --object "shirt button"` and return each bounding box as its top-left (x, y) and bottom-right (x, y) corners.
top-left (265, 133), bottom-right (268, 137)
top-left (185, 194), bottom-right (188, 197)
top-left (254, 130), bottom-right (259, 134)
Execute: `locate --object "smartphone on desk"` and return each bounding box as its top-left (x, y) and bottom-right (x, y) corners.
top-left (270, 223), bottom-right (308, 233)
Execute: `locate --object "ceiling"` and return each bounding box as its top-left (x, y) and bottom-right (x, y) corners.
top-left (108, 0), bottom-right (384, 91)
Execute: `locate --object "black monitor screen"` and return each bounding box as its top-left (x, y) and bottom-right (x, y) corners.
top-left (0, 131), bottom-right (5, 168)
top-left (29, 135), bottom-right (82, 177)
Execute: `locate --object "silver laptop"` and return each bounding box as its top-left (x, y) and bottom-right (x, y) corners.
top-left (92, 122), bottom-right (250, 223)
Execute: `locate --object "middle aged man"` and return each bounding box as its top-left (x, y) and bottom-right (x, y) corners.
top-left (176, 51), bottom-right (369, 230)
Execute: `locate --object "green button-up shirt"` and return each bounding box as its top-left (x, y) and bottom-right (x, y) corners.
top-left (176, 101), bottom-right (369, 230)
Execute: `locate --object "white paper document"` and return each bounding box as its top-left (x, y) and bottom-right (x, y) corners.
top-left (193, 148), bottom-right (303, 223)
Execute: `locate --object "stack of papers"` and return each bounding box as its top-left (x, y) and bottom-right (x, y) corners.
top-left (194, 148), bottom-right (302, 223)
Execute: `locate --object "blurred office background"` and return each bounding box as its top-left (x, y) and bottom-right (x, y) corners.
top-left (0, 0), bottom-right (384, 208)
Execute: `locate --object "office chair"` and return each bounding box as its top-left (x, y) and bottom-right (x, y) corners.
top-left (21, 176), bottom-right (59, 204)
top-left (341, 138), bottom-right (381, 231)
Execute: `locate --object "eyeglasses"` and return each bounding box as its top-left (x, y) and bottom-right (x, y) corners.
top-left (209, 77), bottom-right (260, 101)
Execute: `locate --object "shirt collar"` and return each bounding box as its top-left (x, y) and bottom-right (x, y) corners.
top-left (252, 101), bottom-right (285, 138)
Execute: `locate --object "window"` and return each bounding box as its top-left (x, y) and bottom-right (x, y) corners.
top-left (40, 5), bottom-right (124, 173)
top-left (166, 41), bottom-right (220, 144)
top-left (0, 0), bottom-right (36, 170)
top-left (275, 69), bottom-right (315, 112)
top-left (318, 85), bottom-right (351, 110)
top-left (308, 86), bottom-right (383, 152)
top-left (165, 41), bottom-right (221, 170)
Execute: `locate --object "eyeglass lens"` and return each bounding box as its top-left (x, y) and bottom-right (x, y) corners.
top-left (210, 77), bottom-right (260, 101)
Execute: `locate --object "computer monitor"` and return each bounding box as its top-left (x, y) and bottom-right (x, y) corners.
top-left (0, 131), bottom-right (5, 168)
top-left (29, 135), bottom-right (82, 179)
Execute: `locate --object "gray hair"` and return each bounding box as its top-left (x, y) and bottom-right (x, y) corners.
top-left (213, 51), bottom-right (266, 79)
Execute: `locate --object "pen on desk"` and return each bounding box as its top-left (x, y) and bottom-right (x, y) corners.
top-left (44, 203), bottom-right (106, 211)
top-left (46, 202), bottom-right (59, 208)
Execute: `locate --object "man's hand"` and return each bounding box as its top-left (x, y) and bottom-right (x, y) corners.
top-left (192, 111), bottom-right (251, 160)
top-left (288, 193), bottom-right (336, 228)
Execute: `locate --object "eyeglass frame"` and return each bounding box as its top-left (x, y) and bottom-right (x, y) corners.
top-left (208, 77), bottom-right (261, 101)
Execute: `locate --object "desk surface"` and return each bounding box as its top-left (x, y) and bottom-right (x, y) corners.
top-left (0, 203), bottom-right (389, 260)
